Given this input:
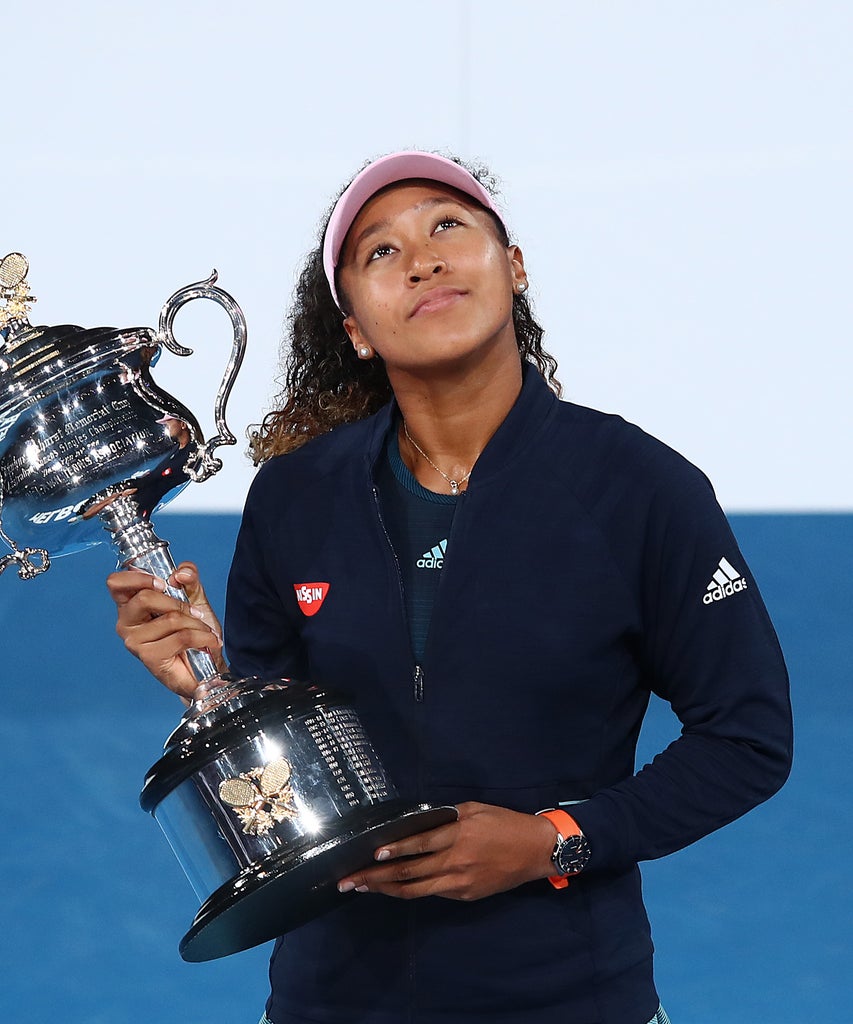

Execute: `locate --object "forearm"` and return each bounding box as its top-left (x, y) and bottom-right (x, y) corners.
top-left (570, 713), bottom-right (792, 874)
top-left (337, 802), bottom-right (562, 901)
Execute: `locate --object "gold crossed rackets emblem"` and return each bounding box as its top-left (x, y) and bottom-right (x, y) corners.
top-left (0, 252), bottom-right (36, 330)
top-left (218, 757), bottom-right (299, 836)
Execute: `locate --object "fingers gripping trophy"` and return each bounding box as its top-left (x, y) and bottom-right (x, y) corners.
top-left (0, 253), bottom-right (455, 961)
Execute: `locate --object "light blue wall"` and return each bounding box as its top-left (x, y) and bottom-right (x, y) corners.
top-left (1, 512), bottom-right (850, 1021)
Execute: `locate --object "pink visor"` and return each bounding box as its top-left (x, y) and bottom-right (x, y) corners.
top-left (321, 151), bottom-right (504, 310)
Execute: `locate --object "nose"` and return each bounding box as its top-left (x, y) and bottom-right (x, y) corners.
top-left (407, 247), bottom-right (446, 284)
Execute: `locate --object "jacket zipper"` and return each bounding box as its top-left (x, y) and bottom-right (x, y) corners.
top-left (371, 485), bottom-right (425, 703)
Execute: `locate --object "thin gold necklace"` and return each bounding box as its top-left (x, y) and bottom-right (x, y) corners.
top-left (403, 421), bottom-right (473, 496)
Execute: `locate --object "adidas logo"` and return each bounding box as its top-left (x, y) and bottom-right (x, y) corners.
top-left (703, 557), bottom-right (748, 605)
top-left (417, 538), bottom-right (447, 569)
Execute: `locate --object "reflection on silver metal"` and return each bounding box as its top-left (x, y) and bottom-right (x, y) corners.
top-left (0, 254), bottom-right (245, 582)
top-left (0, 254), bottom-right (458, 962)
top-left (144, 681), bottom-right (398, 899)
top-left (140, 677), bottom-right (458, 961)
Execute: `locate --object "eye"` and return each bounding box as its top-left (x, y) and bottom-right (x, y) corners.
top-left (435, 217), bottom-right (461, 233)
top-left (367, 243), bottom-right (395, 262)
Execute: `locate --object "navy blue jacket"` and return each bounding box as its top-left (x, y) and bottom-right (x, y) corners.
top-left (226, 365), bottom-right (792, 1024)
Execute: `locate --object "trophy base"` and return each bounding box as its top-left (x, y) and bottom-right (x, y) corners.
top-left (179, 800), bottom-right (458, 962)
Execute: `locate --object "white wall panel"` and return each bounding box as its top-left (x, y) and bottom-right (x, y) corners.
top-left (4, 1), bottom-right (850, 510)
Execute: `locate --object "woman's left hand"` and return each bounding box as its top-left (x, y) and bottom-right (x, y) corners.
top-left (337, 802), bottom-right (557, 901)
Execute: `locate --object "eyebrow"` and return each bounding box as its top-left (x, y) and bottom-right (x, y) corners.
top-left (345, 196), bottom-right (466, 259)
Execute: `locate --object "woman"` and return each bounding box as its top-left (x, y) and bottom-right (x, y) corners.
top-left (108, 151), bottom-right (792, 1024)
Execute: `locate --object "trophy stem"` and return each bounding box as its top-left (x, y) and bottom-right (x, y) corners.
top-left (96, 494), bottom-right (219, 684)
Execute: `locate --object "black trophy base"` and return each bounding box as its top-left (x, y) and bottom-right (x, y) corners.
top-left (179, 800), bottom-right (458, 962)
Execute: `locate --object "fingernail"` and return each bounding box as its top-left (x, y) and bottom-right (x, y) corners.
top-left (337, 881), bottom-right (355, 894)
top-left (375, 849), bottom-right (391, 862)
top-left (355, 885), bottom-right (369, 893)
top-left (152, 577), bottom-right (166, 592)
top-left (190, 607), bottom-right (205, 619)
top-left (175, 569), bottom-right (193, 582)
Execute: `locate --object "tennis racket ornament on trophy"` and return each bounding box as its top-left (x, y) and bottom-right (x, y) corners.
top-left (0, 252), bottom-right (456, 961)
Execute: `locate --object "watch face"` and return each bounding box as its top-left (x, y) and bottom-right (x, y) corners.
top-left (555, 833), bottom-right (591, 876)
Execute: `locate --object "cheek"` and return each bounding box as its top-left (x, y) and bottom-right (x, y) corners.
top-left (362, 292), bottom-right (396, 330)
top-left (464, 239), bottom-right (515, 291)
top-left (471, 248), bottom-right (516, 312)
top-left (345, 278), bottom-right (387, 321)
top-left (346, 267), bottom-right (386, 306)
top-left (349, 296), bottom-right (401, 349)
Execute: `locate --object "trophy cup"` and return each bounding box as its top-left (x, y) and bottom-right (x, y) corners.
top-left (0, 253), bottom-right (456, 961)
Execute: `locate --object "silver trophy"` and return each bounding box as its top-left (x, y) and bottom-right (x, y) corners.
top-left (0, 253), bottom-right (455, 961)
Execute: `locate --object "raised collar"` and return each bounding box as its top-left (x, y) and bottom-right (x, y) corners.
top-left (362, 361), bottom-right (559, 489)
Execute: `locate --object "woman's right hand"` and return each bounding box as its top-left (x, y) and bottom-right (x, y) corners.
top-left (106, 561), bottom-right (226, 700)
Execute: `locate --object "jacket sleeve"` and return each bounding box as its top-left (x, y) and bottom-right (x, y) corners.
top-left (223, 478), bottom-right (310, 681)
top-left (569, 467), bottom-right (793, 874)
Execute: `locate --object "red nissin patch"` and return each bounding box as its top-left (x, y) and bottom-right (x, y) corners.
top-left (293, 582), bottom-right (330, 616)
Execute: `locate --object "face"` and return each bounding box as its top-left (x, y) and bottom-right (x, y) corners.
top-left (337, 181), bottom-right (526, 379)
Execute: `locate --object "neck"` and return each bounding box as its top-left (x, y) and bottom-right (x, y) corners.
top-left (391, 352), bottom-right (523, 493)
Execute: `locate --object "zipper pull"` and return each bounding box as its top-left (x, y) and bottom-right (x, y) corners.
top-left (413, 664), bottom-right (424, 703)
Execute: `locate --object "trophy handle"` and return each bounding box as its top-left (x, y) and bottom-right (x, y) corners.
top-left (0, 474), bottom-right (51, 579)
top-left (157, 271), bottom-right (247, 483)
top-left (0, 545), bottom-right (51, 580)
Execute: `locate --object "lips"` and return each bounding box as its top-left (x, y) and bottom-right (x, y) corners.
top-left (409, 287), bottom-right (466, 318)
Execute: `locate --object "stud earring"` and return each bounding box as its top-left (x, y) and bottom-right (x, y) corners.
top-left (515, 281), bottom-right (528, 294)
top-left (358, 345), bottom-right (372, 359)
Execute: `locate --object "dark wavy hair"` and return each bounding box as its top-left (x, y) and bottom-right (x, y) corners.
top-left (250, 154), bottom-right (561, 463)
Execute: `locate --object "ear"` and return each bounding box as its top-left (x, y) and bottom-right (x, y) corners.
top-left (343, 315), bottom-right (362, 351)
top-left (343, 316), bottom-right (375, 360)
top-left (508, 244), bottom-right (527, 292)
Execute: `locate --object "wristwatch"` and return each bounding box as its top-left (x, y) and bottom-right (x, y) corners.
top-left (537, 808), bottom-right (592, 890)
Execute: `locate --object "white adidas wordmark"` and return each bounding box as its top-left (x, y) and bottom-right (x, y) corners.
top-left (417, 538), bottom-right (448, 569)
top-left (703, 556), bottom-right (748, 605)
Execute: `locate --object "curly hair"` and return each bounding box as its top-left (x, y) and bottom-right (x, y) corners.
top-left (249, 155), bottom-right (561, 464)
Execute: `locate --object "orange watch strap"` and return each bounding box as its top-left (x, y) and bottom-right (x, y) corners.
top-left (539, 809), bottom-right (582, 891)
